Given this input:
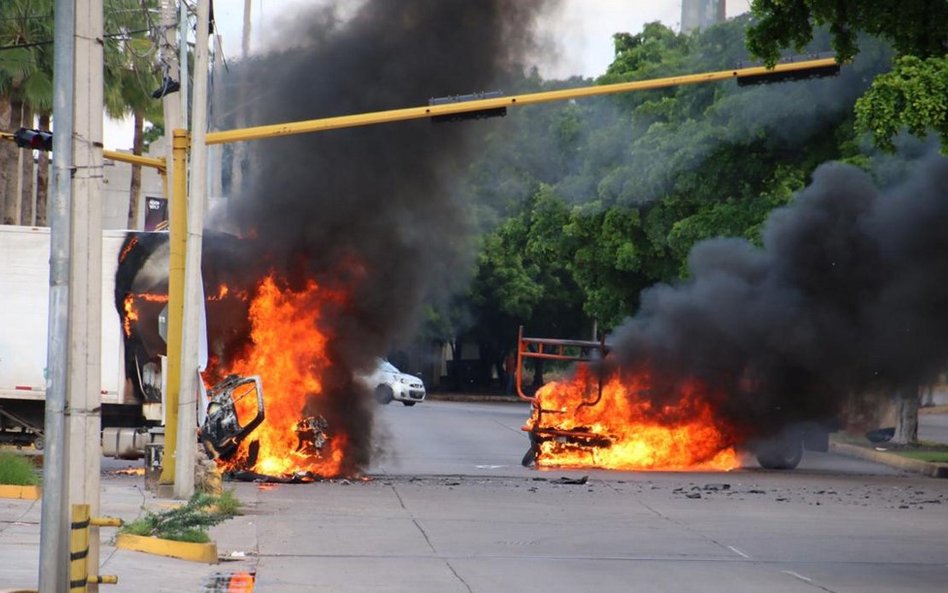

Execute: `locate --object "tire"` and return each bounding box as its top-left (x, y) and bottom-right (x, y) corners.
top-left (402, 401), bottom-right (416, 407)
top-left (755, 437), bottom-right (803, 470)
top-left (374, 385), bottom-right (394, 405)
top-left (521, 433), bottom-right (539, 467)
top-left (33, 435), bottom-right (44, 451)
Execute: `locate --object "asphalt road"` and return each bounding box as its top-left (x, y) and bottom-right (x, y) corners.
top-left (369, 400), bottom-right (906, 477)
top-left (85, 400), bottom-right (948, 593)
top-left (919, 411), bottom-right (948, 445)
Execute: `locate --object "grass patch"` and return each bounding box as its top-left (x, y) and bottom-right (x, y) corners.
top-left (0, 451), bottom-right (40, 486)
top-left (120, 490), bottom-right (240, 543)
top-left (895, 450), bottom-right (948, 463)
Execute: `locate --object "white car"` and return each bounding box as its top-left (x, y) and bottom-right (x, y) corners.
top-left (364, 360), bottom-right (426, 406)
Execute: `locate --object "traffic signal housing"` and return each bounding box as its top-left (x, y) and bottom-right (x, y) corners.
top-left (13, 128), bottom-right (53, 151)
top-left (429, 90), bottom-right (507, 123)
top-left (737, 55), bottom-right (841, 87)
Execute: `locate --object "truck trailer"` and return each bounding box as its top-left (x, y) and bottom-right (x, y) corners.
top-left (0, 224), bottom-right (163, 457)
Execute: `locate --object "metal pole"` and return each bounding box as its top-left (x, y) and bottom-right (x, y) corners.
top-left (179, 0), bottom-right (189, 130)
top-left (229, 0), bottom-right (252, 194)
top-left (160, 129), bottom-right (189, 486)
top-left (174, 0), bottom-right (211, 498)
top-left (204, 57), bottom-right (840, 146)
top-left (157, 0), bottom-right (183, 489)
top-left (69, 1), bottom-right (104, 590)
top-left (38, 0), bottom-right (74, 590)
top-left (159, 0), bottom-right (182, 217)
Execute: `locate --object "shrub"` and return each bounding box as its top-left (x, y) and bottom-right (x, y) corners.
top-left (121, 491), bottom-right (240, 543)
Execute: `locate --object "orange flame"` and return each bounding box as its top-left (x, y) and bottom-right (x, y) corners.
top-left (122, 293), bottom-right (167, 337)
top-left (118, 236), bottom-right (138, 263)
top-left (212, 273), bottom-right (348, 478)
top-left (226, 572), bottom-right (255, 593)
top-left (526, 366), bottom-right (739, 471)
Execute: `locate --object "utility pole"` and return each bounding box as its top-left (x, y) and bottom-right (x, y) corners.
top-left (174, 0), bottom-right (212, 499)
top-left (229, 0), bottom-right (252, 194)
top-left (179, 0), bottom-right (189, 129)
top-left (38, 0), bottom-right (74, 589)
top-left (159, 0), bottom-right (183, 486)
top-left (69, 0), bottom-right (105, 590)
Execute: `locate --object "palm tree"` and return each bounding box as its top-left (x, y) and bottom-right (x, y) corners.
top-left (0, 0), bottom-right (53, 225)
top-left (104, 0), bottom-right (163, 229)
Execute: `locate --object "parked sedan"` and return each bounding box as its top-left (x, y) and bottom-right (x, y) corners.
top-left (363, 360), bottom-right (426, 406)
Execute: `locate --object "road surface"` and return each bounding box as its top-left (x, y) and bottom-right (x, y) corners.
top-left (80, 400), bottom-right (948, 592)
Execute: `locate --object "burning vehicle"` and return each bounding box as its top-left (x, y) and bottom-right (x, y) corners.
top-left (515, 327), bottom-right (833, 471)
top-left (115, 231), bottom-right (370, 481)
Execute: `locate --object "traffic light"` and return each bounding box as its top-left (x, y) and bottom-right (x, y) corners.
top-left (429, 90), bottom-right (507, 123)
top-left (13, 128), bottom-right (53, 151)
top-left (737, 55), bottom-right (841, 87)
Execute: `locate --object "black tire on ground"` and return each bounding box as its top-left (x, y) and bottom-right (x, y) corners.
top-left (402, 401), bottom-right (416, 407)
top-left (521, 432), bottom-right (539, 467)
top-left (756, 437), bottom-right (803, 470)
top-left (374, 385), bottom-right (394, 405)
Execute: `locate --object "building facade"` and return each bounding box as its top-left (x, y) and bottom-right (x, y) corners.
top-left (681, 0), bottom-right (726, 33)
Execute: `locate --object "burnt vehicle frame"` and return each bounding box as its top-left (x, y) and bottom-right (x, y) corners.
top-left (515, 326), bottom-right (830, 470)
top-left (515, 326), bottom-right (612, 467)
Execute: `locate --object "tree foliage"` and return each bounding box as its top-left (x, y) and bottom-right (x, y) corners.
top-left (855, 55), bottom-right (948, 151)
top-left (427, 16), bottom-right (901, 378)
top-left (748, 0), bottom-right (948, 151)
top-left (0, 1), bottom-right (163, 226)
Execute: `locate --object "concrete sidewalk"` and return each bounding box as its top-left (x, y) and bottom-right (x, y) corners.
top-left (0, 473), bottom-right (257, 592)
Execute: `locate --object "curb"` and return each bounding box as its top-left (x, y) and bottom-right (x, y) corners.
top-left (426, 393), bottom-right (527, 403)
top-left (0, 484), bottom-right (41, 500)
top-left (829, 441), bottom-right (948, 478)
top-left (115, 533), bottom-right (218, 563)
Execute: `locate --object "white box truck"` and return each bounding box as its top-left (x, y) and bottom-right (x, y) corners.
top-left (0, 224), bottom-right (162, 457)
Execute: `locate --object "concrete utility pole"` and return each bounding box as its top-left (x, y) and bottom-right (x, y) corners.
top-left (38, 0), bottom-right (74, 589)
top-left (68, 0), bottom-right (105, 590)
top-left (174, 0), bottom-right (212, 499)
top-left (159, 0), bottom-right (183, 486)
top-left (229, 0), bottom-right (252, 194)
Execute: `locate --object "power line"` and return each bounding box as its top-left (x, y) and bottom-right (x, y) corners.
top-left (0, 28), bottom-right (150, 52)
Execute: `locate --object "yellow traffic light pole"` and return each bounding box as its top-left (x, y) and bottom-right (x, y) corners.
top-left (205, 57), bottom-right (837, 144)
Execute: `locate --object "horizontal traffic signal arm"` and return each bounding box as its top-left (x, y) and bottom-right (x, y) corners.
top-left (0, 130), bottom-right (166, 172)
top-left (205, 57), bottom-right (840, 146)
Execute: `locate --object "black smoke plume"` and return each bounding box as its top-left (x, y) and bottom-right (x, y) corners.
top-left (608, 156), bottom-right (948, 442)
top-left (214, 1), bottom-right (556, 473)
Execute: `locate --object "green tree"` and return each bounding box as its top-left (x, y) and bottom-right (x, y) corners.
top-left (747, 0), bottom-right (948, 151)
top-left (104, 0), bottom-right (163, 229)
top-left (0, 0), bottom-right (53, 225)
top-left (854, 55), bottom-right (948, 152)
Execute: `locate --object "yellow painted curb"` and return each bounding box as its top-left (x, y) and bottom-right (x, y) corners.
top-left (0, 484), bottom-right (41, 500)
top-left (115, 533), bottom-right (218, 563)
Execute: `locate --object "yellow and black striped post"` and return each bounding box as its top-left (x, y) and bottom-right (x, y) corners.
top-left (69, 504), bottom-right (90, 593)
top-left (71, 504), bottom-right (121, 591)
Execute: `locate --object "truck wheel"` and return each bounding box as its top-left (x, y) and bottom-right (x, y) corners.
top-left (374, 385), bottom-right (394, 405)
top-left (756, 437), bottom-right (803, 470)
top-left (33, 436), bottom-right (44, 451)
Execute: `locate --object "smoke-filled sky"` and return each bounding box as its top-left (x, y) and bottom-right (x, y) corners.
top-left (104, 1), bottom-right (752, 148)
top-left (212, 0), bottom-right (751, 78)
